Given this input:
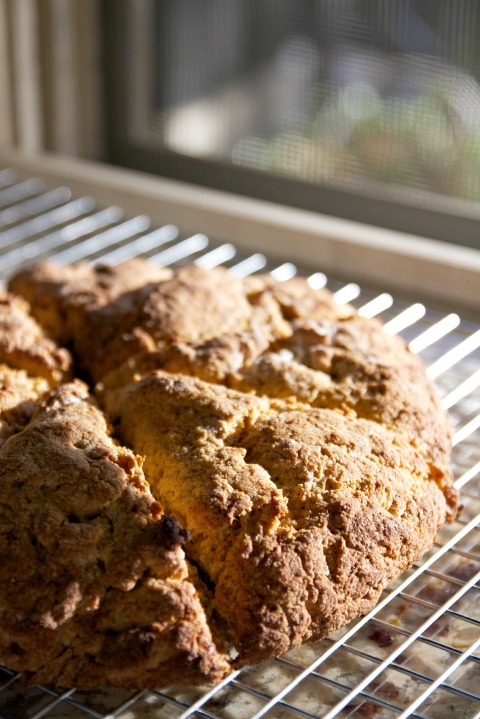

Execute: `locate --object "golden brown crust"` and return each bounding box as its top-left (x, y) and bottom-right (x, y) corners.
top-left (0, 381), bottom-right (229, 689)
top-left (0, 290), bottom-right (70, 448)
top-left (9, 258), bottom-right (172, 345)
top-left (105, 371), bottom-right (453, 664)
top-left (0, 364), bottom-right (50, 447)
top-left (12, 262), bottom-right (291, 381)
top-left (0, 292), bottom-right (71, 383)
top-left (5, 260), bottom-right (459, 683)
top-left (89, 266), bottom-right (453, 499)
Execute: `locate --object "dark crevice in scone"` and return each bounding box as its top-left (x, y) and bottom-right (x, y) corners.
top-left (0, 381), bottom-right (230, 689)
top-left (5, 259), bottom-right (460, 681)
top-left (187, 555), bottom-right (216, 594)
top-left (183, 556), bottom-right (240, 660)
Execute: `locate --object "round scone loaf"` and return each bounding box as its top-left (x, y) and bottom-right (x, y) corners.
top-left (2, 260), bottom-right (459, 686)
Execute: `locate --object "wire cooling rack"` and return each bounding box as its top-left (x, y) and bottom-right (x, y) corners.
top-left (0, 168), bottom-right (479, 719)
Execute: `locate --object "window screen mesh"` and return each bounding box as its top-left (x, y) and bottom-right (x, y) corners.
top-left (151, 0), bottom-right (480, 204)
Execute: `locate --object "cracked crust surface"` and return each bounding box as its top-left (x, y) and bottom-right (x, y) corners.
top-left (106, 371), bottom-right (454, 664)
top-left (0, 381), bottom-right (229, 689)
top-left (9, 259), bottom-right (172, 376)
top-left (5, 260), bottom-right (459, 680)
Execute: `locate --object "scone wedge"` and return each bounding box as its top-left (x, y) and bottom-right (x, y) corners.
top-left (105, 370), bottom-right (457, 665)
top-left (0, 382), bottom-right (229, 689)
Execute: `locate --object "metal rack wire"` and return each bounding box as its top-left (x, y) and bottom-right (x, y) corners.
top-left (0, 168), bottom-right (479, 719)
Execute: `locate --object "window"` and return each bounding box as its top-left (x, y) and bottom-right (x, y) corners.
top-left (105, 0), bottom-right (480, 248)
